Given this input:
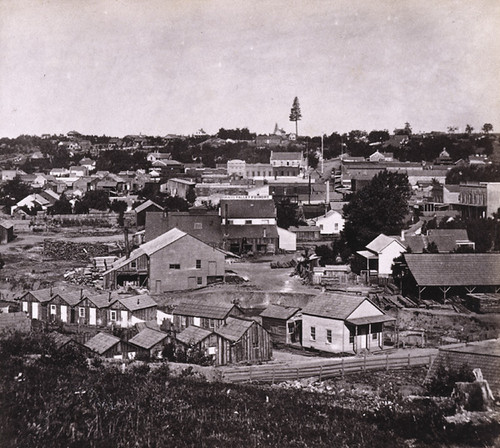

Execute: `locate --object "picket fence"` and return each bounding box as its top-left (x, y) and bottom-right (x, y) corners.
top-left (222, 352), bottom-right (437, 384)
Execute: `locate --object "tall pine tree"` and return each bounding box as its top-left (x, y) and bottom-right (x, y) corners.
top-left (289, 97), bottom-right (302, 137)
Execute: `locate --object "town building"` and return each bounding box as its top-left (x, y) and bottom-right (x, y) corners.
top-left (103, 228), bottom-right (226, 293)
top-left (172, 301), bottom-right (243, 331)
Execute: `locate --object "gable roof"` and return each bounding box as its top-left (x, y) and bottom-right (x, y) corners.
top-left (0, 220), bottom-right (14, 229)
top-left (176, 325), bottom-right (213, 345)
top-left (260, 304), bottom-right (301, 320)
top-left (301, 293), bottom-right (370, 320)
top-left (128, 328), bottom-right (168, 349)
top-left (87, 293), bottom-right (119, 308)
top-left (105, 228), bottom-right (187, 273)
top-left (405, 254), bottom-right (500, 286)
top-left (173, 301), bottom-right (237, 320)
top-left (135, 199), bottom-right (163, 214)
top-left (366, 234), bottom-right (406, 253)
top-left (117, 294), bottom-right (157, 312)
top-left (226, 225), bottom-right (279, 239)
top-left (84, 332), bottom-right (121, 354)
top-left (215, 317), bottom-right (255, 342)
top-left (49, 332), bottom-right (80, 350)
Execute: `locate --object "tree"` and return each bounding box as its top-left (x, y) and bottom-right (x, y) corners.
top-left (276, 199), bottom-right (305, 229)
top-left (482, 123), bottom-right (493, 134)
top-left (0, 176), bottom-right (32, 206)
top-left (50, 193), bottom-right (72, 215)
top-left (447, 126), bottom-right (458, 134)
top-left (465, 124), bottom-right (474, 135)
top-left (80, 190), bottom-right (110, 211)
top-left (424, 241), bottom-right (439, 253)
top-left (289, 97), bottom-right (302, 137)
top-left (307, 152), bottom-right (319, 170)
top-left (342, 171), bottom-right (411, 251)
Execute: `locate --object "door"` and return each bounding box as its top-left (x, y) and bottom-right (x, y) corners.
top-left (70, 308), bottom-right (76, 324)
top-left (89, 307), bottom-right (97, 325)
top-left (208, 261), bottom-right (217, 276)
top-left (32, 302), bottom-right (39, 320)
top-left (120, 310), bottom-right (128, 327)
top-left (60, 305), bottom-right (68, 323)
top-left (155, 280), bottom-right (162, 294)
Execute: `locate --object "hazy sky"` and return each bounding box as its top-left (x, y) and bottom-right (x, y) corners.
top-left (1, 0), bottom-right (499, 137)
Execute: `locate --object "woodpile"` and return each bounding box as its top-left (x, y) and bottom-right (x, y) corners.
top-left (43, 240), bottom-right (112, 262)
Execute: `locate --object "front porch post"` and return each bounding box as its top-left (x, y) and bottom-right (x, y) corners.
top-left (355, 325), bottom-right (358, 353)
top-left (368, 323), bottom-right (371, 351)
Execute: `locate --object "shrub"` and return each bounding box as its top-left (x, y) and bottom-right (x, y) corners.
top-left (427, 360), bottom-right (475, 396)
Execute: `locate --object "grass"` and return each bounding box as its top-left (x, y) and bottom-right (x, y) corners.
top-left (0, 333), bottom-right (498, 448)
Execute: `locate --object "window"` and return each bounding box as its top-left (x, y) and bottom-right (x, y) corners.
top-left (197, 277), bottom-right (203, 285)
top-left (245, 220), bottom-right (252, 224)
top-left (130, 260), bottom-right (137, 268)
top-left (372, 332), bottom-right (378, 340)
top-left (288, 322), bottom-right (295, 334)
top-left (50, 304), bottom-right (57, 315)
top-left (334, 223), bottom-right (339, 231)
top-left (310, 326), bottom-right (316, 341)
top-left (169, 264), bottom-right (181, 269)
top-left (194, 222), bottom-right (202, 230)
top-left (326, 329), bottom-right (332, 344)
top-left (110, 310), bottom-right (117, 321)
top-left (209, 319), bottom-right (215, 329)
top-left (196, 260), bottom-right (201, 269)
top-left (79, 307), bottom-right (85, 318)
top-left (349, 327), bottom-right (355, 343)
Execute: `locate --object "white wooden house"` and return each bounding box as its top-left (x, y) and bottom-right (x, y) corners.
top-left (301, 293), bottom-right (394, 354)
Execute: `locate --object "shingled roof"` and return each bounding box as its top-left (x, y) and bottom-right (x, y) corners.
top-left (405, 254), bottom-right (500, 286)
top-left (260, 304), bottom-right (301, 320)
top-left (301, 293), bottom-right (373, 320)
top-left (220, 198), bottom-right (276, 219)
top-left (84, 332), bottom-right (121, 355)
top-left (215, 317), bottom-right (254, 342)
top-left (118, 294), bottom-right (157, 312)
top-left (173, 301), bottom-right (237, 320)
top-left (176, 325), bottom-right (213, 345)
top-left (128, 328), bottom-right (168, 350)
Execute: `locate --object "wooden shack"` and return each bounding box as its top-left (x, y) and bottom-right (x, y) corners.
top-left (84, 332), bottom-right (128, 359)
top-left (259, 304), bottom-right (302, 345)
top-left (466, 293), bottom-right (500, 314)
top-left (172, 300), bottom-right (243, 331)
top-left (215, 318), bottom-right (272, 365)
top-left (127, 328), bottom-right (170, 358)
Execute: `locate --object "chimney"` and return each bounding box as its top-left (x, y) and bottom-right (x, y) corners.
top-left (137, 297), bottom-right (140, 305)
top-left (80, 289), bottom-right (83, 299)
top-left (326, 180), bottom-right (330, 205)
top-left (401, 230), bottom-right (405, 241)
top-left (50, 287), bottom-right (53, 296)
top-left (108, 291), bottom-right (112, 302)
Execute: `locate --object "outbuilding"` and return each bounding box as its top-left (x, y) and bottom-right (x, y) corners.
top-left (260, 304), bottom-right (302, 345)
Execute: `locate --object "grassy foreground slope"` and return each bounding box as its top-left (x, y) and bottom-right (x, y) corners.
top-left (0, 334), bottom-right (498, 448)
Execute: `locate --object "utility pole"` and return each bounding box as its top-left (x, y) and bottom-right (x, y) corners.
top-left (321, 134), bottom-right (324, 175)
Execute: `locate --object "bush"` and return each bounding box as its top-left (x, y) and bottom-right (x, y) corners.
top-left (427, 360), bottom-right (475, 396)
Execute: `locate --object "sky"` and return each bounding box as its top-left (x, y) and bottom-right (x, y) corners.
top-left (1, 0), bottom-right (499, 138)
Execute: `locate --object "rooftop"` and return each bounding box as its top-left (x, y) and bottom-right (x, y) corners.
top-left (84, 332), bottom-right (121, 355)
top-left (215, 317), bottom-right (254, 342)
top-left (128, 328), bottom-right (169, 349)
top-left (173, 301), bottom-right (237, 320)
top-left (176, 325), bottom-right (213, 345)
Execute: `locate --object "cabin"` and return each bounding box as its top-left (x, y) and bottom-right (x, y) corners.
top-left (84, 332), bottom-right (128, 359)
top-left (260, 304), bottom-right (302, 345)
top-left (134, 200), bottom-right (163, 227)
top-left (301, 293), bottom-right (395, 354)
top-left (357, 234), bottom-right (406, 278)
top-left (103, 228), bottom-right (226, 293)
top-left (127, 328), bottom-right (170, 359)
top-left (176, 326), bottom-right (219, 362)
top-left (215, 318), bottom-right (272, 365)
top-left (172, 301), bottom-right (243, 331)
top-left (107, 295), bottom-right (157, 328)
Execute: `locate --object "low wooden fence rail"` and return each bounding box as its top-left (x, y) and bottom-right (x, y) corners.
top-left (222, 352), bottom-right (437, 384)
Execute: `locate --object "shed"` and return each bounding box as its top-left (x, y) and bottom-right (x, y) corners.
top-left (84, 332), bottom-right (127, 359)
top-left (176, 325), bottom-right (220, 362)
top-left (260, 304), bottom-right (302, 345)
top-left (0, 220), bottom-right (14, 244)
top-left (128, 328), bottom-right (170, 358)
top-left (135, 200), bottom-right (163, 227)
top-left (215, 317), bottom-right (272, 365)
top-left (404, 254), bottom-right (500, 300)
top-left (466, 293), bottom-right (500, 314)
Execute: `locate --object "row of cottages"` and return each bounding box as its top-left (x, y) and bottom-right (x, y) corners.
top-left (83, 316), bottom-right (272, 365)
top-left (260, 293), bottom-right (395, 354)
top-left (103, 228), bottom-right (226, 293)
top-left (18, 287), bottom-right (157, 328)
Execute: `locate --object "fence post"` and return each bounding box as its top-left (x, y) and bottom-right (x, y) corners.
top-left (249, 366), bottom-right (252, 382)
top-left (428, 354), bottom-right (432, 366)
top-left (407, 353), bottom-right (411, 366)
top-left (272, 366), bottom-right (275, 384)
top-left (341, 358), bottom-right (344, 378)
top-left (363, 353), bottom-right (366, 371)
top-left (296, 367), bottom-right (299, 380)
top-left (319, 365), bottom-right (323, 382)
top-left (386, 353), bottom-right (389, 371)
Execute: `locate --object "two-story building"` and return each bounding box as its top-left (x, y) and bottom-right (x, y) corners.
top-left (103, 228), bottom-right (226, 293)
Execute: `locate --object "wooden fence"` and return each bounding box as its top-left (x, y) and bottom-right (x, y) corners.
top-left (221, 351), bottom-right (437, 384)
